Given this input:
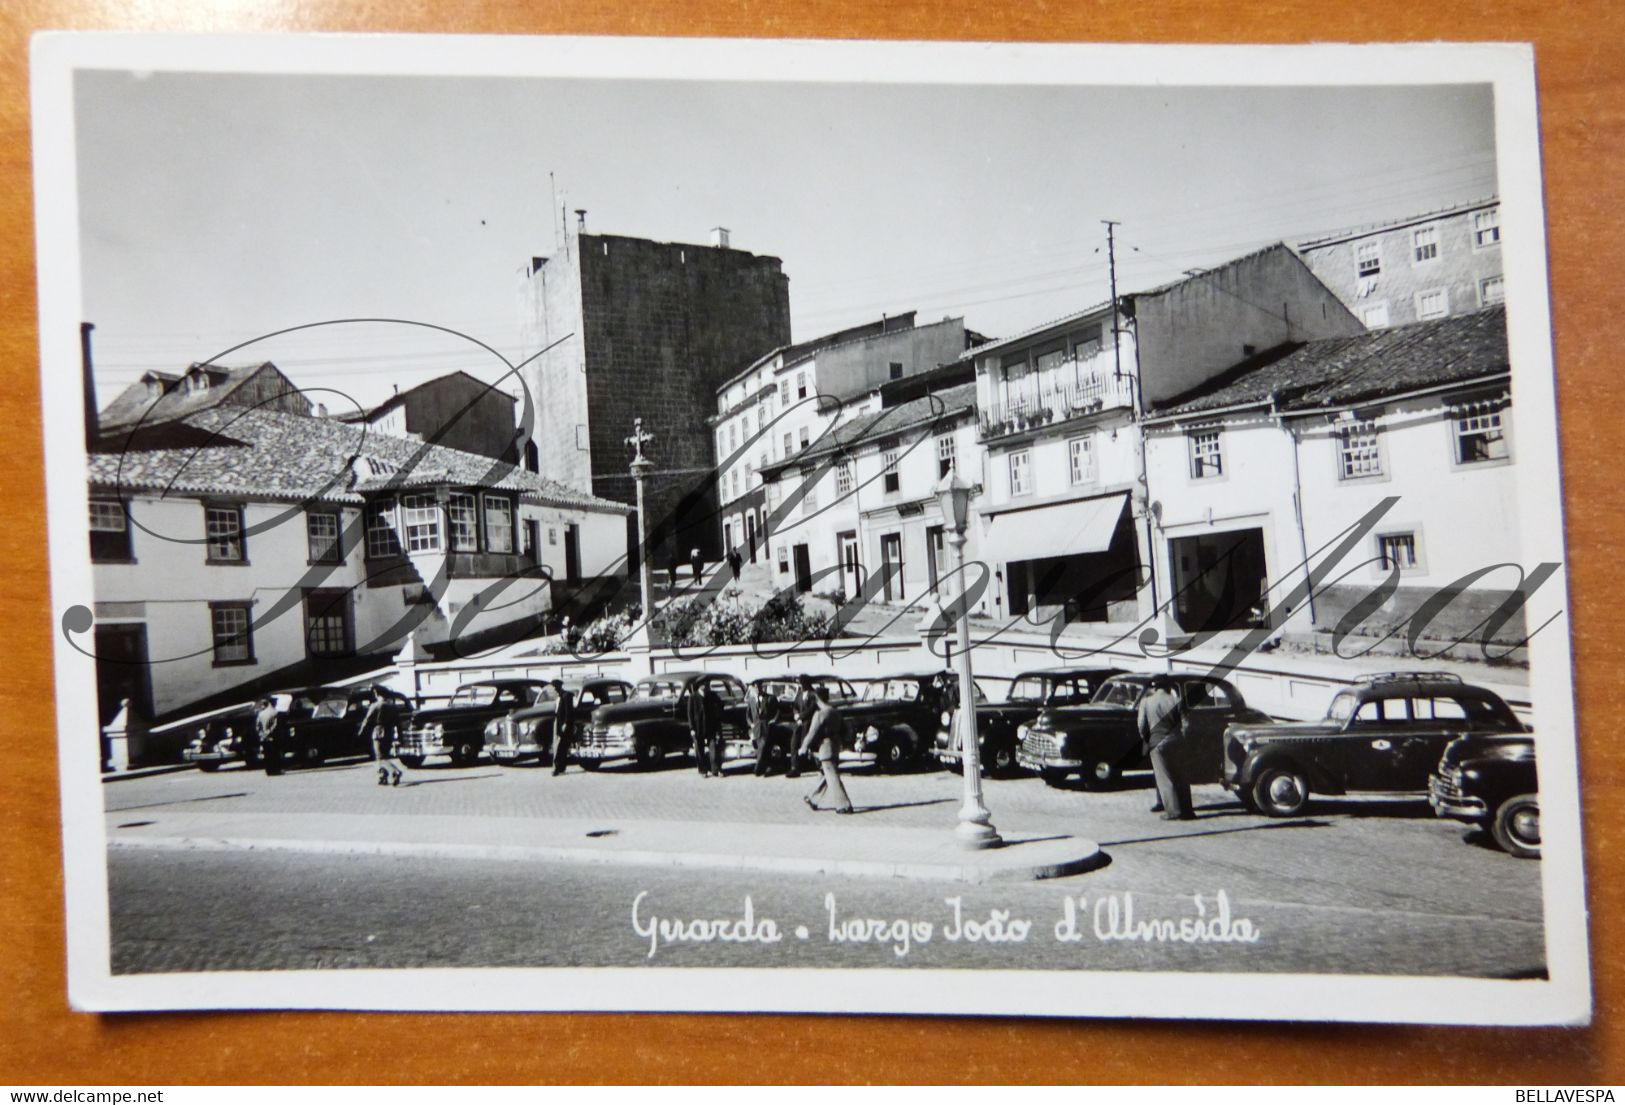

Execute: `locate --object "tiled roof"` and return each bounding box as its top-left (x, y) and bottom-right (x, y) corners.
top-left (97, 362), bottom-right (302, 431)
top-left (1297, 195), bottom-right (1500, 250)
top-left (89, 406), bottom-right (632, 514)
top-left (1149, 306), bottom-right (1509, 419)
top-left (763, 382), bottom-right (978, 472)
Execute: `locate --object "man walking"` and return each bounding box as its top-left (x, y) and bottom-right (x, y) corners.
top-left (749, 686), bottom-right (783, 777)
top-left (360, 685), bottom-right (405, 787)
top-left (799, 679), bottom-right (854, 814)
top-left (256, 697), bottom-right (284, 777)
top-left (1137, 676), bottom-right (1194, 820)
top-left (690, 546), bottom-right (705, 584)
top-left (549, 679), bottom-right (577, 776)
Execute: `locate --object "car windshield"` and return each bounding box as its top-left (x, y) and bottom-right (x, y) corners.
top-left (449, 685), bottom-right (499, 709)
top-left (310, 694), bottom-right (350, 720)
top-left (1008, 676), bottom-right (1050, 702)
top-left (634, 679), bottom-right (683, 700)
top-left (1327, 692), bottom-right (1359, 722)
top-left (864, 679), bottom-right (921, 702)
top-left (1092, 680), bottom-right (1146, 707)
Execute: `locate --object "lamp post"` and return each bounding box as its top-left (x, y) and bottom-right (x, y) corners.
top-left (936, 463), bottom-right (1001, 849)
top-left (626, 418), bottom-right (656, 631)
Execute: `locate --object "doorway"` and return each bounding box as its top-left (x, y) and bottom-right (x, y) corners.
top-left (838, 530), bottom-right (860, 600)
top-left (564, 523), bottom-right (581, 583)
top-left (747, 512), bottom-right (759, 563)
top-left (792, 543), bottom-right (813, 594)
top-left (881, 532), bottom-right (904, 602)
top-left (1169, 528), bottom-right (1270, 631)
top-left (926, 524), bottom-right (945, 594)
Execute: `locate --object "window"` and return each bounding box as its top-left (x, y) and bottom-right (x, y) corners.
top-left (447, 493), bottom-right (478, 552)
top-left (797, 372), bottom-right (808, 400)
top-left (835, 462), bottom-right (854, 496)
top-left (889, 361), bottom-right (904, 381)
top-left (365, 499), bottom-right (401, 558)
top-left (1356, 241), bottom-right (1381, 277)
top-left (801, 473), bottom-right (818, 514)
top-left (548, 526), bottom-right (558, 546)
top-left (799, 427), bottom-right (810, 451)
top-left (1008, 449), bottom-right (1032, 496)
top-left (779, 380), bottom-right (790, 405)
top-left (1416, 288), bottom-right (1449, 321)
top-left (306, 511), bottom-right (342, 563)
top-left (89, 499), bottom-right (132, 562)
top-left (1035, 344), bottom-right (1067, 374)
top-left (210, 603), bottom-right (254, 665)
top-left (730, 423), bottom-right (739, 451)
top-left (782, 432), bottom-right (792, 458)
top-left (1336, 416), bottom-right (1383, 479)
top-left (1189, 430), bottom-right (1223, 479)
top-left (717, 429), bottom-right (727, 454)
top-left (937, 434), bottom-right (957, 478)
top-left (1413, 226), bottom-right (1439, 263)
top-left (882, 448), bottom-right (901, 494)
top-left (1070, 324), bottom-right (1104, 360)
top-left (1360, 302), bottom-right (1390, 328)
top-left (304, 592), bottom-right (350, 658)
top-left (1474, 209), bottom-right (1501, 247)
top-left (1378, 532), bottom-right (1419, 572)
top-left (400, 494), bottom-right (442, 553)
top-left (483, 494), bottom-right (514, 553)
top-left (1456, 408), bottom-right (1510, 464)
top-left (204, 505), bottom-right (245, 563)
top-left (1068, 436), bottom-right (1095, 484)
top-left (1479, 275), bottom-right (1506, 306)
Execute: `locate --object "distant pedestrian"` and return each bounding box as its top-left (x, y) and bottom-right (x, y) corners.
top-left (360, 686), bottom-right (406, 787)
top-left (1137, 676), bottom-right (1193, 820)
top-left (687, 678), bottom-right (714, 776)
top-left (800, 679), bottom-right (854, 814)
top-left (690, 546), bottom-right (705, 584)
top-left (727, 547), bottom-right (743, 579)
top-left (549, 679), bottom-right (577, 776)
top-left (667, 550), bottom-right (681, 590)
top-left (256, 697), bottom-right (284, 777)
top-left (750, 687), bottom-right (783, 777)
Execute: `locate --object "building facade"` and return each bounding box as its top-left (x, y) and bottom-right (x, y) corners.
top-left (1298, 197), bottom-right (1503, 331)
top-left (340, 370), bottom-right (521, 462)
top-left (517, 225), bottom-right (792, 566)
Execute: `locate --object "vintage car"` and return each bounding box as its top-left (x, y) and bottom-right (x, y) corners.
top-left (183, 694), bottom-right (290, 771)
top-left (1429, 732), bottom-right (1540, 859)
top-left (843, 671), bottom-right (986, 772)
top-left (483, 676), bottom-right (635, 765)
top-left (278, 683), bottom-right (413, 768)
top-left (746, 674), bottom-right (862, 769)
top-left (577, 671), bottom-right (749, 769)
top-left (1222, 671), bottom-right (1528, 817)
top-left (936, 666), bottom-right (1125, 777)
top-left (394, 678), bottom-right (551, 767)
top-left (1017, 671), bottom-right (1268, 788)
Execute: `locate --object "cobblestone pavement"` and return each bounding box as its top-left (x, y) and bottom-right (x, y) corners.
top-left (103, 754), bottom-right (1548, 978)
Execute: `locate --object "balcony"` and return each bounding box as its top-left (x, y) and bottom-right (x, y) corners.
top-left (978, 371), bottom-right (1136, 441)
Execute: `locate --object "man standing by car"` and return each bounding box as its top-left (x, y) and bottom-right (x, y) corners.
top-left (256, 697), bottom-right (284, 777)
top-left (1137, 676), bottom-right (1193, 820)
top-left (799, 680), bottom-right (854, 814)
top-left (360, 685), bottom-right (406, 787)
top-left (549, 679), bottom-right (577, 777)
top-left (749, 686), bottom-right (783, 777)
top-left (688, 680), bottom-right (713, 776)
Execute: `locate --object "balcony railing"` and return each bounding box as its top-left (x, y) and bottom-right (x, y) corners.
top-left (978, 371), bottom-right (1136, 440)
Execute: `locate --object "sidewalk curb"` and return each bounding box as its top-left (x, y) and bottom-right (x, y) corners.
top-left (109, 832), bottom-right (1106, 883)
top-left (101, 764), bottom-right (197, 783)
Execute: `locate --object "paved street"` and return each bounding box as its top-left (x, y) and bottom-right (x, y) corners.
top-left (104, 755), bottom-right (1547, 977)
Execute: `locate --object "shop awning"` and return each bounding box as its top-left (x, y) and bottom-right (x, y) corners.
top-left (979, 493), bottom-right (1128, 566)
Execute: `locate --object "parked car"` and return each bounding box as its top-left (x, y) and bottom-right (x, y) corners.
top-left (843, 671), bottom-right (984, 772)
top-left (936, 666), bottom-right (1125, 776)
top-left (394, 679), bottom-right (551, 767)
top-left (278, 683), bottom-right (413, 768)
top-left (1018, 672), bottom-right (1267, 788)
top-left (184, 694), bottom-right (290, 771)
top-left (483, 676), bottom-right (635, 766)
top-left (1222, 671), bottom-right (1527, 817)
top-left (1429, 732), bottom-right (1540, 859)
top-left (577, 671), bottom-right (749, 769)
top-left (747, 674), bottom-right (861, 768)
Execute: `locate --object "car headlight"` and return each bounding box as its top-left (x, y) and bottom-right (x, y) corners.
top-left (428, 723), bottom-right (443, 738)
top-left (940, 710), bottom-right (952, 727)
top-left (609, 722), bottom-right (634, 739)
top-left (1464, 768), bottom-right (1481, 781)
top-left (484, 719), bottom-right (502, 738)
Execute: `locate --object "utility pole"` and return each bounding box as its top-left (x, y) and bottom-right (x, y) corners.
top-left (1103, 219), bottom-right (1123, 381)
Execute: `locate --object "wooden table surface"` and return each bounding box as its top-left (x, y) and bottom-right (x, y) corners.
top-left (1, 0), bottom-right (1620, 1086)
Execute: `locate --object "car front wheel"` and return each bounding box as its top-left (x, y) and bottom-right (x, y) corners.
top-left (876, 733), bottom-right (911, 773)
top-left (1492, 794), bottom-right (1541, 859)
top-left (637, 740), bottom-right (663, 770)
top-left (1081, 759), bottom-right (1119, 790)
top-left (986, 743), bottom-right (1017, 777)
top-left (1251, 766), bottom-right (1310, 817)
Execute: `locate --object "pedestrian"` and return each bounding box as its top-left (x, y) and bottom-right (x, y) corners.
top-left (360, 685), bottom-right (405, 787)
top-left (704, 680), bottom-right (727, 778)
top-left (799, 679), bottom-right (854, 814)
top-left (727, 547), bottom-right (743, 580)
top-left (750, 686), bottom-right (783, 777)
top-left (687, 677), bottom-right (713, 776)
top-left (549, 678), bottom-right (577, 776)
top-left (256, 696), bottom-right (284, 777)
top-left (690, 546), bottom-right (705, 584)
top-left (667, 549), bottom-right (681, 590)
top-left (1137, 675), bottom-right (1194, 820)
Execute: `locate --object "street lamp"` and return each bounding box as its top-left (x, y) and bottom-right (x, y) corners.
top-left (935, 463), bottom-right (1001, 849)
top-left (626, 419), bottom-right (657, 656)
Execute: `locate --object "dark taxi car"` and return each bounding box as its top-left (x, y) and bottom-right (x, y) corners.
top-left (844, 671), bottom-right (982, 772)
top-left (747, 674), bottom-right (860, 768)
top-left (184, 694), bottom-right (290, 771)
top-left (1018, 672), bottom-right (1267, 788)
top-left (280, 684), bottom-right (412, 767)
top-left (483, 677), bottom-right (635, 766)
top-left (1429, 733), bottom-right (1540, 858)
top-left (1223, 671), bottom-right (1527, 817)
top-left (395, 678), bottom-right (550, 767)
top-left (936, 667), bottom-right (1125, 777)
top-left (578, 671), bottom-right (749, 769)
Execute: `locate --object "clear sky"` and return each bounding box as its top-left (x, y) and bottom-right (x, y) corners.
top-left (74, 70), bottom-right (1496, 413)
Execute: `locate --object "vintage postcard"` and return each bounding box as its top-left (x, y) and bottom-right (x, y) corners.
top-left (31, 34), bottom-right (1587, 1022)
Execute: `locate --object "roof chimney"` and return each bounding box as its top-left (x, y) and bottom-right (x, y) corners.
top-left (711, 226), bottom-right (731, 249)
top-left (575, 208), bottom-right (588, 232)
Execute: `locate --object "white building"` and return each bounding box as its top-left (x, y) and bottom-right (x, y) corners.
top-left (1141, 306), bottom-right (1518, 649)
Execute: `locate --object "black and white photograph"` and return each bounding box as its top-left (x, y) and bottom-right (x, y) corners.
top-left (31, 34), bottom-right (1586, 1022)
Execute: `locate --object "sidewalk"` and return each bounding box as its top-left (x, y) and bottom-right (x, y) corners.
top-left (106, 808), bottom-right (1103, 884)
